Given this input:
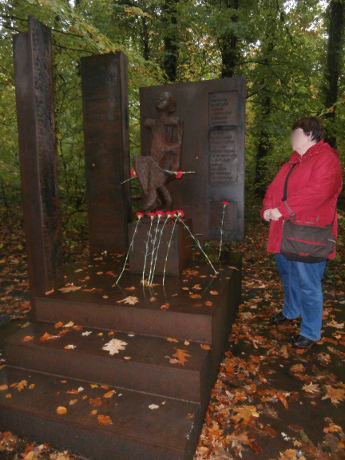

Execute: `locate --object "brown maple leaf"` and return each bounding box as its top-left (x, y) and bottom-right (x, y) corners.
top-left (66, 389), bottom-right (79, 395)
top-left (323, 420), bottom-right (342, 433)
top-left (231, 405), bottom-right (259, 424)
top-left (189, 293), bottom-right (201, 299)
top-left (160, 302), bottom-right (170, 310)
top-left (276, 392), bottom-right (289, 409)
top-left (322, 385), bottom-right (345, 405)
top-left (172, 348), bottom-right (191, 366)
top-left (56, 406), bottom-right (67, 414)
top-left (90, 397), bottom-right (102, 406)
top-left (16, 380), bottom-right (28, 392)
top-left (226, 431), bottom-right (255, 445)
top-left (97, 415), bottom-right (113, 425)
top-left (192, 284), bottom-right (202, 290)
top-left (302, 382), bottom-right (320, 394)
top-left (58, 285), bottom-right (82, 293)
top-left (290, 364), bottom-right (306, 373)
top-left (264, 425), bottom-right (277, 437)
top-left (104, 390), bottom-right (116, 398)
top-left (116, 296), bottom-right (139, 305)
top-left (40, 332), bottom-right (61, 342)
top-left (21, 336), bottom-right (34, 342)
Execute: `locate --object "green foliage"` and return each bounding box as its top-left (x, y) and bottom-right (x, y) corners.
top-left (0, 0), bottom-right (344, 231)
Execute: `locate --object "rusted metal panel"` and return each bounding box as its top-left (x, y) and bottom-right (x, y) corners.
top-left (13, 16), bottom-right (64, 304)
top-left (81, 52), bottom-right (132, 255)
top-left (140, 78), bottom-right (246, 241)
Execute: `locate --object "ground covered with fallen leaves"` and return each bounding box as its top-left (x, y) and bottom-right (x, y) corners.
top-left (1, 204), bottom-right (345, 459)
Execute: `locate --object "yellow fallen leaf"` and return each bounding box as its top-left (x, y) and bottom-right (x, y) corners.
top-left (58, 285), bottom-right (81, 293)
top-left (116, 296), bottom-right (139, 305)
top-left (57, 406), bottom-right (67, 414)
top-left (322, 385), bottom-right (345, 405)
top-left (104, 390), bottom-right (116, 398)
top-left (16, 380), bottom-right (28, 392)
top-left (172, 348), bottom-right (191, 366)
top-left (97, 415), bottom-right (113, 425)
top-left (21, 336), bottom-right (34, 342)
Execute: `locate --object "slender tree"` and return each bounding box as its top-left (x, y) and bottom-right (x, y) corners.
top-left (322, 0), bottom-right (345, 148)
top-left (162, 0), bottom-right (179, 81)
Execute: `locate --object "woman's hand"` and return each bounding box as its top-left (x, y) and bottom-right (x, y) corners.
top-left (263, 209), bottom-right (272, 221)
top-left (270, 208), bottom-right (283, 221)
top-left (263, 208), bottom-right (283, 222)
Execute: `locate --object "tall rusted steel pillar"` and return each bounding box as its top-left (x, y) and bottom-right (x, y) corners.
top-left (13, 16), bottom-right (64, 309)
top-left (81, 52), bottom-right (132, 255)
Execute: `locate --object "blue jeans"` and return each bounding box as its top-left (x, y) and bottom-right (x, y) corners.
top-left (275, 254), bottom-right (327, 341)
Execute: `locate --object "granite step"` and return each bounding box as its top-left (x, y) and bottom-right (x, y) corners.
top-left (0, 365), bottom-right (202, 460)
top-left (4, 321), bottom-right (212, 402)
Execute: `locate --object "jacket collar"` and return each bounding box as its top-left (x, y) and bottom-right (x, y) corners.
top-left (289, 141), bottom-right (331, 164)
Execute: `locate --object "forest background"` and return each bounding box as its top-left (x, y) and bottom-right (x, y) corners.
top-left (0, 0), bottom-right (344, 259)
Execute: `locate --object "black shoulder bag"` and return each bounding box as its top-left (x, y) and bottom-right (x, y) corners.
top-left (279, 164), bottom-right (336, 263)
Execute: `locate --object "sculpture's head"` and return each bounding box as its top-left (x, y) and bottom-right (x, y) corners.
top-left (155, 92), bottom-right (177, 113)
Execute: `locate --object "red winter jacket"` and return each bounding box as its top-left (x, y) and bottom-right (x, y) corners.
top-left (260, 141), bottom-right (343, 260)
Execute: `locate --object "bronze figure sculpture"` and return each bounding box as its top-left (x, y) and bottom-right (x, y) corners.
top-left (133, 91), bottom-right (183, 212)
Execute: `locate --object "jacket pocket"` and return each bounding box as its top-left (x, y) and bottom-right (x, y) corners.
top-left (294, 214), bottom-right (320, 225)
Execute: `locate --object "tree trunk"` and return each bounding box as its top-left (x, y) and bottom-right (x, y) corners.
top-left (218, 0), bottom-right (239, 78)
top-left (162, 0), bottom-right (179, 81)
top-left (141, 16), bottom-right (150, 61)
top-left (254, 2), bottom-right (284, 197)
top-left (323, 0), bottom-right (345, 148)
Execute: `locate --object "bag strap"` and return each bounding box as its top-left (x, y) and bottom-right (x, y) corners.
top-left (282, 162), bottom-right (337, 224)
top-left (282, 163), bottom-right (297, 202)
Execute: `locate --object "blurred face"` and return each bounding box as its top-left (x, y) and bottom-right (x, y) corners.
top-left (290, 128), bottom-right (315, 155)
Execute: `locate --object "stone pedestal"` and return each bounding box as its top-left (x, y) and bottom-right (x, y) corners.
top-left (128, 219), bottom-right (193, 276)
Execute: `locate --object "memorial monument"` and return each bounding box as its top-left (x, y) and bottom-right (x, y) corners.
top-left (0, 16), bottom-right (245, 460)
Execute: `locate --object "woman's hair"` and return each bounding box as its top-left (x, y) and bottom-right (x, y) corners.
top-left (292, 117), bottom-right (324, 142)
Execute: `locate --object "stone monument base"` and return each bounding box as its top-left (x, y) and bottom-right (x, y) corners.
top-left (128, 219), bottom-right (193, 276)
top-left (0, 252), bottom-right (242, 460)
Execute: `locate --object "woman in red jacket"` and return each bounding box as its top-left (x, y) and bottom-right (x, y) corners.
top-left (260, 117), bottom-right (343, 348)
